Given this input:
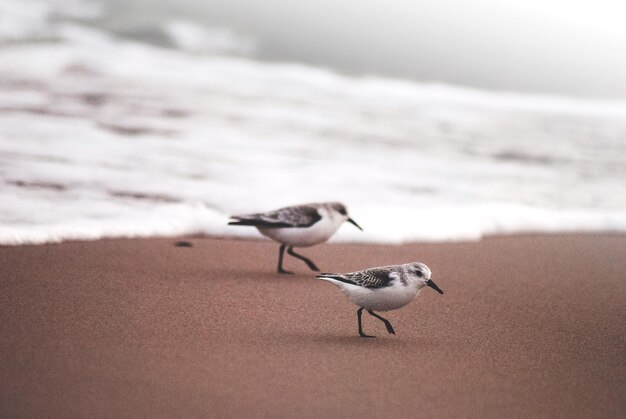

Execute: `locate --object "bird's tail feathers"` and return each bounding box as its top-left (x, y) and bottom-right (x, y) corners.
top-left (228, 217), bottom-right (291, 228)
top-left (316, 273), bottom-right (339, 279)
top-left (228, 220), bottom-right (261, 226)
top-left (316, 273), bottom-right (356, 286)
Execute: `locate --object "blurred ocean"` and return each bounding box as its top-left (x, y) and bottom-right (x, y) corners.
top-left (0, 0), bottom-right (625, 245)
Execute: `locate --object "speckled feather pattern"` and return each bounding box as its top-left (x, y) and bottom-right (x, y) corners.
top-left (231, 202), bottom-right (347, 228)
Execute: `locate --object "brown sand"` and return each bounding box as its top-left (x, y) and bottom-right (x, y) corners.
top-left (1, 234), bottom-right (625, 418)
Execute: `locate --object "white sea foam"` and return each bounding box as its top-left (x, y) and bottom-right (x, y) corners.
top-left (164, 20), bottom-right (256, 56)
top-left (0, 0), bottom-right (101, 42)
top-left (1, 1), bottom-right (625, 245)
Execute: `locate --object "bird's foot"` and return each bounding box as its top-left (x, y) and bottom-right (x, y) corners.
top-left (359, 333), bottom-right (377, 338)
top-left (277, 269), bottom-right (294, 275)
top-left (385, 323), bottom-right (396, 335)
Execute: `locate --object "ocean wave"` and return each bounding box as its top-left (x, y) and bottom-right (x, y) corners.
top-left (0, 0), bottom-right (101, 42)
top-left (164, 20), bottom-right (256, 56)
top-left (1, 202), bottom-right (625, 246)
top-left (1, 1), bottom-right (626, 245)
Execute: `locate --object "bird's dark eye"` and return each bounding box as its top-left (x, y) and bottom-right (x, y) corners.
top-left (415, 270), bottom-right (423, 277)
top-left (338, 208), bottom-right (347, 215)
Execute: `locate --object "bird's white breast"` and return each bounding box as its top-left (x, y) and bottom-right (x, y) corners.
top-left (339, 282), bottom-right (421, 312)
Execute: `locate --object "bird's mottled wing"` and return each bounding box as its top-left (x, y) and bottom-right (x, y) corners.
top-left (345, 267), bottom-right (396, 288)
top-left (318, 267), bottom-right (395, 289)
top-left (273, 205), bottom-right (322, 227)
top-left (229, 204), bottom-right (321, 228)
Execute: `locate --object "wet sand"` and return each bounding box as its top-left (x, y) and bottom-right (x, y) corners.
top-left (1, 234), bottom-right (624, 418)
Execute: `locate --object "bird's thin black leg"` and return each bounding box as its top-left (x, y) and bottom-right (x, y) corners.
top-left (358, 307), bottom-right (376, 338)
top-left (367, 310), bottom-right (396, 335)
top-left (277, 244), bottom-right (293, 274)
top-left (287, 246), bottom-right (320, 271)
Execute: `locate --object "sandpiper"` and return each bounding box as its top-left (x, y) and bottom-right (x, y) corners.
top-left (228, 202), bottom-right (362, 274)
top-left (316, 262), bottom-right (443, 337)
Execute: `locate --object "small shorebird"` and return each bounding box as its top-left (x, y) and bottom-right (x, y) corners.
top-left (316, 262), bottom-right (443, 337)
top-left (228, 202), bottom-right (363, 274)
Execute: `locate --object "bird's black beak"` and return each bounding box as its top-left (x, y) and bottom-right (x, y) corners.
top-left (426, 279), bottom-right (444, 294)
top-left (347, 217), bottom-right (363, 231)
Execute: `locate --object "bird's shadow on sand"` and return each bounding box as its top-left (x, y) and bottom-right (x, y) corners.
top-left (272, 331), bottom-right (436, 349)
top-left (217, 269), bottom-right (316, 282)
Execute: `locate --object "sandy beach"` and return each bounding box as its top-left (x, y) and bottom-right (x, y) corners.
top-left (1, 234), bottom-right (624, 418)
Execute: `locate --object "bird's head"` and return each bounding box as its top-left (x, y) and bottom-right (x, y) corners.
top-left (407, 262), bottom-right (443, 294)
top-left (330, 202), bottom-right (363, 231)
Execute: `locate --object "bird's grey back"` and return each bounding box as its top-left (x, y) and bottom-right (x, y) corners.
top-left (322, 263), bottom-right (426, 288)
top-left (231, 203), bottom-right (323, 228)
top-left (318, 266), bottom-right (397, 289)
